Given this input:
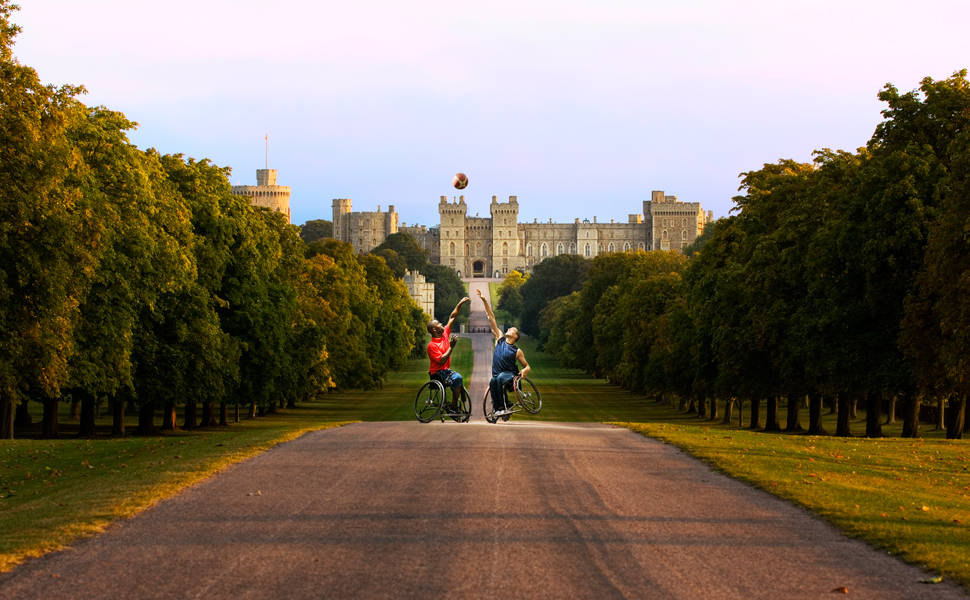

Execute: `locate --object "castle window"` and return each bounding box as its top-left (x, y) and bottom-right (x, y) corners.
top-left (503, 241), bottom-right (508, 255)
top-left (540, 243), bottom-right (548, 258)
top-left (526, 243), bottom-right (533, 257)
top-left (638, 242), bottom-right (645, 250)
top-left (623, 242), bottom-right (631, 251)
top-left (569, 242), bottom-right (576, 253)
top-left (476, 241), bottom-right (482, 254)
top-left (584, 243), bottom-right (591, 257)
top-left (450, 241), bottom-right (455, 255)
top-left (662, 230), bottom-right (668, 240)
top-left (682, 230), bottom-right (688, 240)
top-left (465, 243), bottom-right (469, 255)
top-left (608, 242), bottom-right (615, 252)
top-left (556, 243), bottom-right (564, 255)
top-left (682, 218), bottom-right (687, 227)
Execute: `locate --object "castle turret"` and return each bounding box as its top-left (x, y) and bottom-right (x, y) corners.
top-left (332, 198), bottom-right (353, 243)
top-left (490, 195), bottom-right (520, 276)
top-left (232, 168), bottom-right (292, 223)
top-left (439, 195), bottom-right (467, 276)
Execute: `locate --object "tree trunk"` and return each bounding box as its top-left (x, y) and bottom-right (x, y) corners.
top-left (219, 402), bottom-right (228, 427)
top-left (836, 394), bottom-right (852, 437)
top-left (0, 394), bottom-right (13, 439)
top-left (865, 391), bottom-right (883, 438)
top-left (200, 401), bottom-right (215, 427)
top-left (696, 395), bottom-right (706, 418)
top-left (70, 397), bottom-right (80, 421)
top-left (763, 397), bottom-right (781, 432)
top-left (137, 400), bottom-right (157, 435)
top-left (14, 398), bottom-right (32, 428)
top-left (946, 395), bottom-right (966, 440)
top-left (849, 395), bottom-right (858, 419)
top-left (43, 396), bottom-right (59, 438)
top-left (936, 397), bottom-right (945, 430)
top-left (161, 401), bottom-right (177, 430)
top-left (111, 396), bottom-right (125, 437)
top-left (708, 395), bottom-right (719, 421)
top-left (785, 396), bottom-right (804, 432)
top-left (722, 397), bottom-right (734, 424)
top-left (248, 403), bottom-right (256, 419)
top-left (286, 396), bottom-right (297, 409)
top-left (234, 402), bottom-right (240, 423)
top-left (901, 392), bottom-right (920, 438)
top-left (678, 395), bottom-right (688, 411)
top-left (183, 399), bottom-right (197, 429)
top-left (885, 395), bottom-right (897, 425)
top-left (748, 398), bottom-right (761, 429)
top-left (78, 392), bottom-right (96, 438)
top-left (806, 394), bottom-right (827, 435)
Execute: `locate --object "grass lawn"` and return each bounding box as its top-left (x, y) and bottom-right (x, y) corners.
top-left (0, 338), bottom-right (472, 573)
top-left (514, 335), bottom-right (970, 588)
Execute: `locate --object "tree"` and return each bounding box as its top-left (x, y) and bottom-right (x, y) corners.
top-left (0, 3), bottom-right (100, 438)
top-left (520, 254), bottom-right (590, 337)
top-left (373, 232), bottom-right (428, 272)
top-left (300, 219), bottom-right (332, 243)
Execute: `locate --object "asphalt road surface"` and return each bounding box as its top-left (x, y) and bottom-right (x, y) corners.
top-left (2, 284), bottom-right (966, 599)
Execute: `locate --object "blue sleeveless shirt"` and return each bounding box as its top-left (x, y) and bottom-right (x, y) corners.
top-left (492, 338), bottom-right (520, 377)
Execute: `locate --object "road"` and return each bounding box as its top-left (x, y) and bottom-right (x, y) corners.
top-left (1, 282), bottom-right (965, 599)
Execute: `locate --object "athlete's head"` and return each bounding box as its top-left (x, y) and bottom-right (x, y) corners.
top-left (427, 319), bottom-right (445, 338)
top-left (504, 327), bottom-right (520, 344)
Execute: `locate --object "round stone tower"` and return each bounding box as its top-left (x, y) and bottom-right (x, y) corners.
top-left (232, 169), bottom-right (292, 223)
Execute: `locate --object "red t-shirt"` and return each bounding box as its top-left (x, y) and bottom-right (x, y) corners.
top-left (427, 324), bottom-right (451, 374)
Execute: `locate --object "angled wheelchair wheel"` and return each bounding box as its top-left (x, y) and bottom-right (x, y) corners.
top-left (482, 387), bottom-right (498, 424)
top-left (515, 377), bottom-right (542, 414)
top-left (456, 387), bottom-right (471, 423)
top-left (415, 379), bottom-right (445, 423)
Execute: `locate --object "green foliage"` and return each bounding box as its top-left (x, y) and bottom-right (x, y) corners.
top-left (299, 219), bottom-right (332, 243)
top-left (519, 254), bottom-right (590, 336)
top-left (373, 232), bottom-right (427, 272)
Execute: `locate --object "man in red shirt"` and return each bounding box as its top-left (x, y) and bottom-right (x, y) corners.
top-left (427, 296), bottom-right (470, 406)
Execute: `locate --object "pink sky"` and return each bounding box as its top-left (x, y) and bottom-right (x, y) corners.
top-left (13, 0), bottom-right (970, 226)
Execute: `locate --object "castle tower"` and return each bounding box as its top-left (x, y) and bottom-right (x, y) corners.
top-left (439, 195), bottom-right (467, 277)
top-left (490, 195), bottom-right (519, 277)
top-left (332, 198), bottom-right (353, 242)
top-left (232, 168), bottom-right (292, 223)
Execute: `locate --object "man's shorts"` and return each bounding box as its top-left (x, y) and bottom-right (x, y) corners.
top-left (430, 369), bottom-right (463, 389)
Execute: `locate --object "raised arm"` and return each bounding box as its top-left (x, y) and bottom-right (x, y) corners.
top-left (516, 348), bottom-right (531, 379)
top-left (445, 296), bottom-right (470, 330)
top-left (476, 288), bottom-right (502, 341)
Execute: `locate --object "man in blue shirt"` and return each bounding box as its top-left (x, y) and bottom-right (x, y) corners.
top-left (477, 288), bottom-right (532, 419)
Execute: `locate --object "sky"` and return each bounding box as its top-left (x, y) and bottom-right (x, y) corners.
top-left (11, 0), bottom-right (970, 227)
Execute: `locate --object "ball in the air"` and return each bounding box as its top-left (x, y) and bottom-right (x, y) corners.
top-left (453, 172), bottom-right (468, 189)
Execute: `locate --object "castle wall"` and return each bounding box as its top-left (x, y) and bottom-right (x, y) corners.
top-left (332, 199), bottom-right (399, 253)
top-left (332, 190), bottom-right (711, 276)
top-left (402, 270), bottom-right (435, 318)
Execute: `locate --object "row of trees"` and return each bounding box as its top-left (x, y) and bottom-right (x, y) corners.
top-left (0, 3), bottom-right (423, 439)
top-left (526, 71), bottom-right (970, 439)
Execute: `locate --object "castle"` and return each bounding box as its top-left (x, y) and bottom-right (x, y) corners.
top-left (333, 191), bottom-right (712, 277)
top-left (232, 169), bottom-right (292, 224)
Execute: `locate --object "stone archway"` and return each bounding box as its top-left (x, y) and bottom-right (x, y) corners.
top-left (472, 259), bottom-right (485, 277)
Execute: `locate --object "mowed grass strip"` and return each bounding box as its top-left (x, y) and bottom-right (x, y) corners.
top-left (516, 336), bottom-right (970, 587)
top-left (0, 338), bottom-right (472, 573)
